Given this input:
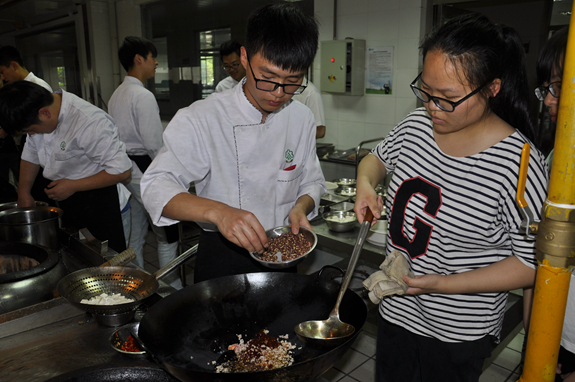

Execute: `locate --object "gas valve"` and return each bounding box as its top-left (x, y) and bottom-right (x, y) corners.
top-left (516, 143), bottom-right (540, 238)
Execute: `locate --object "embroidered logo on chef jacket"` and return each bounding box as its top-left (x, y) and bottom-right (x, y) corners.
top-left (285, 149), bottom-right (294, 163)
top-left (60, 141), bottom-right (66, 151)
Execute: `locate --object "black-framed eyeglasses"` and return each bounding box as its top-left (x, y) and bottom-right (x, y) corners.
top-left (247, 55), bottom-right (307, 95)
top-left (535, 81), bottom-right (561, 101)
top-left (410, 72), bottom-right (486, 112)
top-left (223, 62), bottom-right (240, 71)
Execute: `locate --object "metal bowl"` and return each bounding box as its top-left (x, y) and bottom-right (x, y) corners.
top-left (0, 201), bottom-right (48, 213)
top-left (335, 187), bottom-right (357, 197)
top-left (323, 211), bottom-right (357, 232)
top-left (249, 226), bottom-right (317, 269)
top-left (332, 178), bottom-right (356, 187)
top-left (109, 321), bottom-right (146, 356)
top-left (329, 201), bottom-right (355, 212)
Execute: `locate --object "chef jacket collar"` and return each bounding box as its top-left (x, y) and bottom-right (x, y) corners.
top-left (234, 76), bottom-right (292, 124)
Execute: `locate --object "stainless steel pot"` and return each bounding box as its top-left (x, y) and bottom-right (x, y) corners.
top-left (0, 242), bottom-right (68, 314)
top-left (0, 206), bottom-right (63, 250)
top-left (0, 201), bottom-right (48, 213)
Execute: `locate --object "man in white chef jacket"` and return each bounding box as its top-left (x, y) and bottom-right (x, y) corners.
top-left (108, 36), bottom-right (181, 288)
top-left (0, 81), bottom-right (132, 253)
top-left (141, 3), bottom-right (326, 283)
top-left (214, 40), bottom-right (246, 93)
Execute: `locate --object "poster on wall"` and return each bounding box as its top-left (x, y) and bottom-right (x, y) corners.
top-left (366, 46), bottom-right (393, 95)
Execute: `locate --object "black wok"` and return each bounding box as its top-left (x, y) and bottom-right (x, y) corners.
top-left (138, 272), bottom-right (368, 382)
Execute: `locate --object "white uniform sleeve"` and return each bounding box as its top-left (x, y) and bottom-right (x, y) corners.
top-left (133, 91), bottom-right (164, 159)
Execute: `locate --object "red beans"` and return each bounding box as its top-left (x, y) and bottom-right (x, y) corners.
top-left (259, 232), bottom-right (313, 262)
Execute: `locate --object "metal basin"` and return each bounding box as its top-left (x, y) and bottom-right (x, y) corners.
top-left (0, 206), bottom-right (63, 250)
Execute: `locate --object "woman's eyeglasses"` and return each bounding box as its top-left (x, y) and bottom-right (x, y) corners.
top-left (535, 81), bottom-right (561, 101)
top-left (410, 72), bottom-right (486, 112)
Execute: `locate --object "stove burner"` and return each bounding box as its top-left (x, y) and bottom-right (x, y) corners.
top-left (0, 254), bottom-right (40, 274)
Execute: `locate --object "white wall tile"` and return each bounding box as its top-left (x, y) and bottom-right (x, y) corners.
top-left (367, 10), bottom-right (399, 41)
top-left (398, 8), bottom-right (423, 39)
top-left (321, 92), bottom-right (339, 121)
top-left (321, 118), bottom-right (340, 145)
top-left (365, 122), bottom-right (392, 141)
top-left (368, 0), bottom-right (399, 12)
top-left (400, 0), bottom-right (424, 9)
top-left (365, 95), bottom-right (395, 124)
top-left (393, 68), bottom-right (418, 98)
top-left (396, 38), bottom-right (421, 70)
top-left (337, 95), bottom-right (367, 122)
top-left (337, 13), bottom-right (369, 40)
top-left (338, 0), bottom-right (369, 16)
top-left (338, 121), bottom-right (366, 148)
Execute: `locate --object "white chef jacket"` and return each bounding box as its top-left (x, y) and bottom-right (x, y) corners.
top-left (108, 76), bottom-right (164, 180)
top-left (141, 78), bottom-right (326, 231)
top-left (214, 76), bottom-right (240, 93)
top-left (24, 72), bottom-right (53, 92)
top-left (293, 79), bottom-right (325, 128)
top-left (21, 89), bottom-right (132, 181)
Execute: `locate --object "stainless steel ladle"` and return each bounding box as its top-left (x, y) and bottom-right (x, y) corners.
top-left (295, 208), bottom-right (374, 348)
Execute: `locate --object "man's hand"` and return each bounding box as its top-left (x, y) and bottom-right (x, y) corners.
top-left (0, 128), bottom-right (7, 139)
top-left (212, 206), bottom-right (269, 254)
top-left (44, 179), bottom-right (77, 202)
top-left (288, 203), bottom-right (312, 235)
top-left (17, 193), bottom-right (35, 207)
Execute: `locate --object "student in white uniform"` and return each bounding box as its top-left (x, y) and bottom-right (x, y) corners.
top-left (293, 78), bottom-right (326, 138)
top-left (141, 3), bottom-right (326, 283)
top-left (109, 36), bottom-right (181, 287)
top-left (0, 81), bottom-right (132, 253)
top-left (0, 45), bottom-right (53, 203)
top-left (214, 40), bottom-right (246, 93)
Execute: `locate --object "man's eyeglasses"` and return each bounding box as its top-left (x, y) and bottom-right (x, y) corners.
top-left (247, 55), bottom-right (307, 95)
top-left (410, 72), bottom-right (486, 112)
top-left (535, 81), bottom-right (561, 101)
top-left (223, 62), bottom-right (240, 71)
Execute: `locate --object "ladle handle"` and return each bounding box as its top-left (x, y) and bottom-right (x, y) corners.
top-left (331, 208), bottom-right (374, 318)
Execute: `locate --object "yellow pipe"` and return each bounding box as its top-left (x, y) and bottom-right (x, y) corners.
top-left (519, 261), bottom-right (571, 381)
top-left (519, 6), bottom-right (575, 382)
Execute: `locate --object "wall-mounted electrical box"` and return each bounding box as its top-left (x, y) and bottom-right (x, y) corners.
top-left (320, 39), bottom-right (366, 96)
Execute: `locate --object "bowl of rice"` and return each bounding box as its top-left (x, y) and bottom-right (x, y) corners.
top-left (323, 211), bottom-right (357, 232)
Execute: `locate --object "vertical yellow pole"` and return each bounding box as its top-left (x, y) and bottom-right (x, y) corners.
top-left (518, 6), bottom-right (575, 382)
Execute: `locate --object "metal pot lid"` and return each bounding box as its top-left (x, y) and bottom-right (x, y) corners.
top-left (0, 242), bottom-right (59, 283)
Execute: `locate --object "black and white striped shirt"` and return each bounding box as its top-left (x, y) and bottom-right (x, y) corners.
top-left (373, 108), bottom-right (549, 343)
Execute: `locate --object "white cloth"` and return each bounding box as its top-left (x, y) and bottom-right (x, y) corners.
top-left (24, 72), bottom-right (53, 92)
top-left (214, 76), bottom-right (240, 93)
top-left (108, 76), bottom-right (164, 181)
top-left (21, 89), bottom-right (132, 181)
top-left (141, 79), bottom-right (326, 231)
top-left (293, 79), bottom-right (325, 128)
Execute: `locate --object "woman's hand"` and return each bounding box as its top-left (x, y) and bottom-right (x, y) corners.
top-left (403, 274), bottom-right (445, 295)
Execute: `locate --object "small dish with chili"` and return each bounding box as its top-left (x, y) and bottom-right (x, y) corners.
top-left (109, 322), bottom-right (146, 356)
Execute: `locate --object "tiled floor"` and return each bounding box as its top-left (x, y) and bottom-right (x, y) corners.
top-left (141, 224), bottom-right (525, 382)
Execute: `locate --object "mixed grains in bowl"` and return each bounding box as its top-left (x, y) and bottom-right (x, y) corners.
top-left (250, 226), bottom-right (317, 269)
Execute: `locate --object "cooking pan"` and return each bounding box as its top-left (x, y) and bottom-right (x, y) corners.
top-left (138, 272), bottom-right (368, 382)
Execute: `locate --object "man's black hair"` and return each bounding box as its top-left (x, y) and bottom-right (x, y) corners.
top-left (220, 40), bottom-right (242, 60)
top-left (537, 27), bottom-right (568, 86)
top-left (244, 3), bottom-right (318, 72)
top-left (118, 36), bottom-right (158, 72)
top-left (0, 45), bottom-right (25, 68)
top-left (0, 81), bottom-right (53, 136)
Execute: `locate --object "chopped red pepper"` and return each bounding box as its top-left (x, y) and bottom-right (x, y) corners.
top-left (121, 335), bottom-right (143, 352)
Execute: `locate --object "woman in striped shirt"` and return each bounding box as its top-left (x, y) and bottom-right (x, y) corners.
top-left (355, 13), bottom-right (549, 382)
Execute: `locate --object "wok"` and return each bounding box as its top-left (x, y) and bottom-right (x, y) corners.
top-left (138, 272), bottom-right (368, 382)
